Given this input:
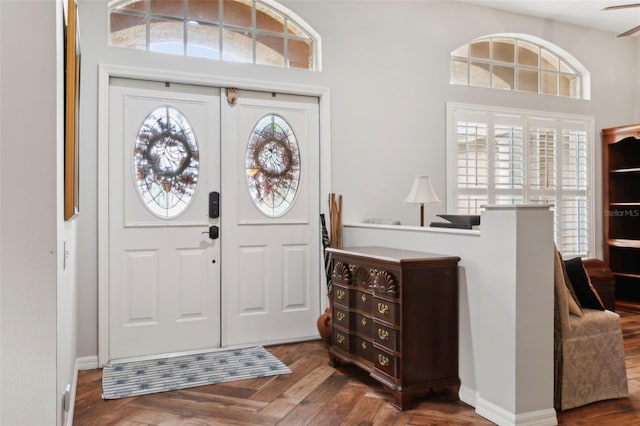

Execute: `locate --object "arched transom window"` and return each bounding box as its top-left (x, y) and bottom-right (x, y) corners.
top-left (450, 34), bottom-right (589, 99)
top-left (109, 0), bottom-right (320, 70)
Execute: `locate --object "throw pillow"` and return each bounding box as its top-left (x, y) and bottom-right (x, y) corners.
top-left (564, 257), bottom-right (605, 311)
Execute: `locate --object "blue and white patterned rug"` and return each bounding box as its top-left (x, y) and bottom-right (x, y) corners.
top-left (102, 346), bottom-right (291, 399)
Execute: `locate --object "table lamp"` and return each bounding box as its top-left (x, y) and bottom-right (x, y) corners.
top-left (404, 175), bottom-right (441, 226)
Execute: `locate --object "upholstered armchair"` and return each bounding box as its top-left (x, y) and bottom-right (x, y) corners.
top-left (553, 249), bottom-right (629, 410)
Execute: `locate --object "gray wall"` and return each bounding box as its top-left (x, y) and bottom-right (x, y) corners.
top-left (76, 0), bottom-right (638, 357)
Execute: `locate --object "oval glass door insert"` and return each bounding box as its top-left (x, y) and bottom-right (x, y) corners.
top-left (246, 114), bottom-right (300, 217)
top-left (134, 106), bottom-right (199, 219)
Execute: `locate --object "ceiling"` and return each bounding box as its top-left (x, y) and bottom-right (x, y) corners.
top-left (460, 0), bottom-right (640, 37)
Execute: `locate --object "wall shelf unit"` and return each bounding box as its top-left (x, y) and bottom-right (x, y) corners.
top-left (603, 123), bottom-right (640, 300)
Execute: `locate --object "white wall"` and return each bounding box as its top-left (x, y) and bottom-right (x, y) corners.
top-left (1, 1), bottom-right (57, 424)
top-left (75, 1), bottom-right (638, 358)
top-left (0, 0), bottom-right (76, 424)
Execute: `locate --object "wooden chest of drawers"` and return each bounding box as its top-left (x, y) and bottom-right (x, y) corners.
top-left (326, 246), bottom-right (460, 410)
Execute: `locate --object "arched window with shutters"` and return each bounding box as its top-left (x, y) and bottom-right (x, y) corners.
top-left (108, 0), bottom-right (321, 70)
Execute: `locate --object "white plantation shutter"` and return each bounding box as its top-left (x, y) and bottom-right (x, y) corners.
top-left (447, 103), bottom-right (593, 257)
top-left (494, 115), bottom-right (525, 205)
top-left (559, 124), bottom-right (590, 255)
top-left (455, 111), bottom-right (489, 214)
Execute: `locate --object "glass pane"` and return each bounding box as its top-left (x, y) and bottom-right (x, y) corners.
top-left (256, 1), bottom-right (284, 33)
top-left (560, 74), bottom-right (579, 98)
top-left (450, 59), bottom-right (468, 85)
top-left (187, 22), bottom-right (220, 59)
top-left (493, 39), bottom-right (515, 63)
top-left (110, 12), bottom-right (147, 50)
top-left (493, 65), bottom-right (514, 90)
top-left (470, 62), bottom-right (490, 87)
top-left (256, 34), bottom-right (284, 66)
top-left (287, 20), bottom-right (309, 38)
top-left (222, 27), bottom-right (252, 62)
top-left (457, 194), bottom-right (487, 215)
top-left (470, 40), bottom-right (490, 59)
top-left (188, 0), bottom-right (220, 23)
top-left (517, 41), bottom-right (538, 67)
top-left (560, 60), bottom-right (573, 73)
top-left (150, 18), bottom-right (184, 54)
top-left (541, 71), bottom-right (558, 96)
top-left (246, 114), bottom-right (301, 217)
top-left (134, 106), bottom-right (199, 219)
top-left (288, 38), bottom-right (313, 69)
top-left (541, 49), bottom-right (559, 71)
top-left (150, 0), bottom-right (183, 18)
top-left (451, 45), bottom-right (468, 58)
top-left (223, 0), bottom-right (252, 28)
top-left (119, 0), bottom-right (146, 13)
top-left (518, 69), bottom-right (538, 93)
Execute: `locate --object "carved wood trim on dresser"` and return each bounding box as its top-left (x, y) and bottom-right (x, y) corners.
top-left (326, 246), bottom-right (461, 410)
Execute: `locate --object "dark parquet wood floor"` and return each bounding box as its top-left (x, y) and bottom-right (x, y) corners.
top-left (74, 302), bottom-right (640, 425)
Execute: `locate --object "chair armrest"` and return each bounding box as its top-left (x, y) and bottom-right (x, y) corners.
top-left (582, 258), bottom-right (616, 311)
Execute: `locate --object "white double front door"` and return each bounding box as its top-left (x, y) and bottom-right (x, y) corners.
top-left (108, 79), bottom-right (320, 361)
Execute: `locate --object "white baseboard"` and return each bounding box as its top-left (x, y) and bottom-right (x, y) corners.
top-left (76, 355), bottom-right (99, 370)
top-left (458, 384), bottom-right (479, 408)
top-left (476, 397), bottom-right (557, 426)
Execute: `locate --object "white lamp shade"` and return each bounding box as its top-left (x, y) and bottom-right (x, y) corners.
top-left (404, 175), bottom-right (441, 205)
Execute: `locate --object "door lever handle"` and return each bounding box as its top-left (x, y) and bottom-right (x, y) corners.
top-left (202, 225), bottom-right (219, 240)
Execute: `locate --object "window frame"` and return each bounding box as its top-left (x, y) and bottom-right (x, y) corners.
top-left (450, 33), bottom-right (590, 100)
top-left (108, 0), bottom-right (322, 70)
top-left (446, 102), bottom-right (595, 257)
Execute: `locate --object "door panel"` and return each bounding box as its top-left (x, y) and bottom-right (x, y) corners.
top-left (221, 90), bottom-right (321, 346)
top-left (108, 79), bottom-right (221, 360)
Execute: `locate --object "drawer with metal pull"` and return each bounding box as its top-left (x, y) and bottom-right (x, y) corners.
top-left (355, 335), bottom-right (374, 360)
top-left (354, 312), bottom-right (373, 338)
top-left (354, 289), bottom-right (373, 312)
top-left (332, 328), bottom-right (352, 353)
top-left (373, 298), bottom-right (399, 325)
top-left (333, 284), bottom-right (352, 308)
top-left (333, 306), bottom-right (351, 329)
top-left (373, 322), bottom-right (399, 352)
top-left (373, 348), bottom-right (398, 378)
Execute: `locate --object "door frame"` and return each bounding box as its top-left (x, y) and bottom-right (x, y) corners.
top-left (97, 64), bottom-right (332, 367)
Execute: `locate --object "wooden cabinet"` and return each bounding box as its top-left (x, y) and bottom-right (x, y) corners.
top-left (326, 246), bottom-right (460, 410)
top-left (603, 124), bottom-right (640, 300)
